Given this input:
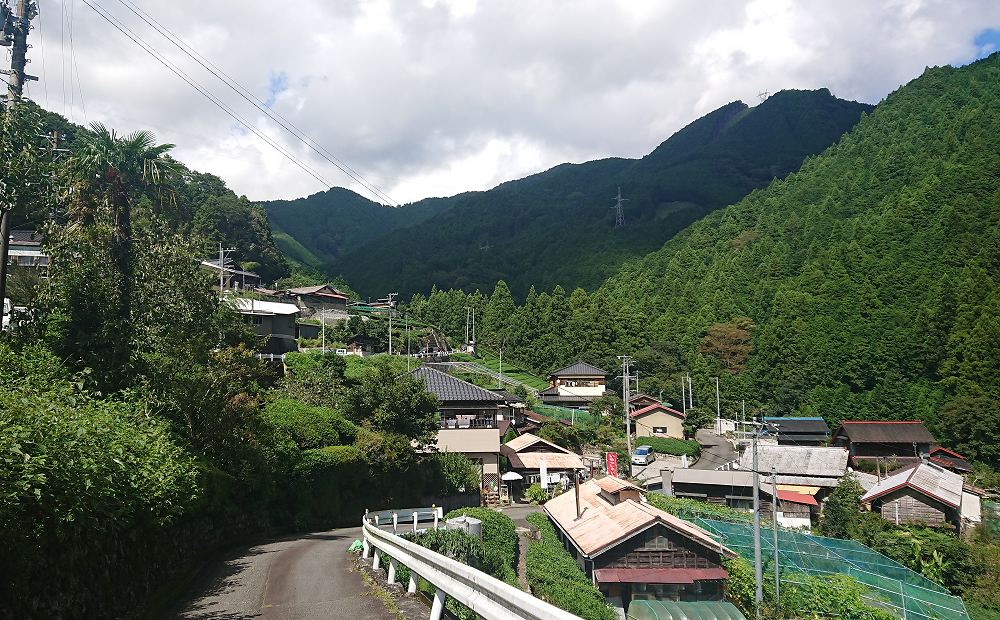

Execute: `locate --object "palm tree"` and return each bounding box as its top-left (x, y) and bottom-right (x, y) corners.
top-left (68, 123), bottom-right (180, 390)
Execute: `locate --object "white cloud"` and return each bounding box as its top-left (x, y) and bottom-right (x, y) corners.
top-left (25, 0), bottom-right (1000, 204)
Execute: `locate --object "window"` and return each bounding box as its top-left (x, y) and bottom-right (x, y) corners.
top-left (288, 317), bottom-right (296, 329)
top-left (18, 256), bottom-right (34, 266)
top-left (642, 526), bottom-right (673, 550)
top-left (653, 427), bottom-right (667, 434)
top-left (253, 316), bottom-right (264, 326)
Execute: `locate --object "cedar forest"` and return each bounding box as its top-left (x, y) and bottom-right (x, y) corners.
top-left (2, 48), bottom-right (1000, 620)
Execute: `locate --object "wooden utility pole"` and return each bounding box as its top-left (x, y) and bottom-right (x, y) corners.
top-left (0, 0), bottom-right (37, 308)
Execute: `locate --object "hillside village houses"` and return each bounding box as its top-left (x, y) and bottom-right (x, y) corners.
top-left (539, 361), bottom-right (609, 408)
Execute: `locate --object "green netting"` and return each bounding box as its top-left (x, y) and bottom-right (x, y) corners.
top-left (984, 502), bottom-right (1000, 538)
top-left (627, 600), bottom-right (748, 620)
top-left (532, 404), bottom-right (596, 426)
top-left (693, 518), bottom-right (969, 620)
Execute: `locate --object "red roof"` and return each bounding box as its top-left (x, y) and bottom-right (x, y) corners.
top-left (593, 568), bottom-right (728, 584)
top-left (776, 490), bottom-right (818, 505)
top-left (930, 446), bottom-right (965, 459)
top-left (630, 403), bottom-right (686, 419)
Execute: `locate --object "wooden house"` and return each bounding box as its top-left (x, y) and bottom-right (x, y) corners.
top-left (928, 447), bottom-right (973, 474)
top-left (631, 403), bottom-right (686, 439)
top-left (201, 258), bottom-right (261, 290)
top-left (830, 421), bottom-right (935, 468)
top-left (539, 361), bottom-right (609, 407)
top-left (762, 417), bottom-right (830, 446)
top-left (544, 477), bottom-right (737, 608)
top-left (630, 394), bottom-right (662, 410)
top-left (663, 468), bottom-right (816, 528)
top-left (273, 284), bottom-right (350, 315)
top-left (861, 462), bottom-right (963, 529)
top-left (500, 433), bottom-right (583, 487)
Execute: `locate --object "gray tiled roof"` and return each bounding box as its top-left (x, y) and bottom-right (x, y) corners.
top-left (833, 421), bottom-right (935, 444)
top-left (409, 367), bottom-right (504, 403)
top-left (547, 361), bottom-right (609, 377)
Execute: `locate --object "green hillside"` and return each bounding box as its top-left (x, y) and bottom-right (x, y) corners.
top-left (323, 89), bottom-right (873, 300)
top-left (262, 187), bottom-right (460, 264)
top-left (412, 54), bottom-right (1000, 462)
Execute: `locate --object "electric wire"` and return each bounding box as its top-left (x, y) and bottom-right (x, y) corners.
top-left (115, 0), bottom-right (398, 207)
top-left (79, 0), bottom-right (334, 191)
top-left (69, 0), bottom-right (87, 123)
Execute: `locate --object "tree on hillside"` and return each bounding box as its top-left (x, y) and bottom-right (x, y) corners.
top-left (339, 357), bottom-right (440, 443)
top-left (936, 396), bottom-right (1000, 468)
top-left (697, 317), bottom-right (756, 375)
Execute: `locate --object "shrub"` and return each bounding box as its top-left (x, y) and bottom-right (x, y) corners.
top-left (443, 507), bottom-right (518, 586)
top-left (525, 483), bottom-right (548, 504)
top-left (525, 512), bottom-right (616, 620)
top-left (636, 436), bottom-right (701, 456)
top-left (437, 451), bottom-right (481, 495)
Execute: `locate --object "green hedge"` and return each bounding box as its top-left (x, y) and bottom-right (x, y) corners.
top-left (635, 436), bottom-right (701, 456)
top-left (444, 507), bottom-right (519, 586)
top-left (525, 512), bottom-right (615, 620)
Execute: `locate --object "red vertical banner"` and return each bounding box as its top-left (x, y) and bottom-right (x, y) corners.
top-left (606, 452), bottom-right (618, 478)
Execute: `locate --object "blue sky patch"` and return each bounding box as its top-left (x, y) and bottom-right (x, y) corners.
top-left (265, 72), bottom-right (289, 108)
top-left (974, 29), bottom-right (1000, 60)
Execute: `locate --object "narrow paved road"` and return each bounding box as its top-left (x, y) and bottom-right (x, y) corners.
top-left (692, 429), bottom-right (737, 470)
top-left (158, 527), bottom-right (398, 620)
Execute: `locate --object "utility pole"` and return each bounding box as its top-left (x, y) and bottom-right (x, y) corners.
top-left (321, 305), bottom-right (327, 353)
top-left (715, 377), bottom-right (721, 434)
top-left (681, 377), bottom-right (686, 416)
top-left (771, 466), bottom-right (780, 603)
top-left (386, 292), bottom-right (397, 354)
top-left (471, 308), bottom-right (475, 345)
top-left (753, 418), bottom-right (763, 620)
top-left (406, 313), bottom-right (411, 371)
top-left (610, 187), bottom-right (627, 228)
top-left (464, 306), bottom-right (471, 347)
top-left (618, 355), bottom-right (634, 474)
top-left (0, 0), bottom-right (38, 309)
top-left (498, 348), bottom-right (502, 388)
top-left (217, 244), bottom-right (235, 293)
top-left (687, 373), bottom-right (693, 409)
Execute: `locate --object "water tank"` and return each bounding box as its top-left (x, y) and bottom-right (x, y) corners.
top-left (445, 515), bottom-right (482, 539)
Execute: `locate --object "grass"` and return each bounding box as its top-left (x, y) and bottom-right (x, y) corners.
top-left (449, 351), bottom-right (549, 391)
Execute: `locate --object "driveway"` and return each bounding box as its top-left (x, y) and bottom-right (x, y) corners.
top-left (157, 527), bottom-right (399, 620)
top-left (692, 429), bottom-right (737, 470)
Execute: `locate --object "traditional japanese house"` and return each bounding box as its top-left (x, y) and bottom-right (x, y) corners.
top-left (861, 462), bottom-right (963, 529)
top-left (737, 445), bottom-right (848, 503)
top-left (408, 367), bottom-right (504, 484)
top-left (500, 432), bottom-right (583, 487)
top-left (762, 417), bottom-right (830, 446)
top-left (231, 298), bottom-right (299, 354)
top-left (928, 446), bottom-right (973, 474)
top-left (631, 403), bottom-right (686, 439)
top-left (630, 394), bottom-right (662, 410)
top-left (830, 421), bottom-right (935, 468)
top-left (273, 284), bottom-right (350, 315)
top-left (544, 477), bottom-right (737, 607)
top-left (539, 361), bottom-right (609, 407)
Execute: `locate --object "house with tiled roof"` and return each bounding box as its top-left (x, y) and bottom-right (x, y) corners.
top-left (631, 403), bottom-right (686, 439)
top-left (544, 477), bottom-right (736, 608)
top-left (7, 230), bottom-right (49, 272)
top-left (830, 421), bottom-right (935, 467)
top-left (272, 284), bottom-right (349, 315)
top-left (501, 433), bottom-right (583, 488)
top-left (928, 446), bottom-right (973, 474)
top-left (540, 361), bottom-right (609, 407)
top-left (408, 367), bottom-right (504, 481)
top-left (762, 417), bottom-right (830, 446)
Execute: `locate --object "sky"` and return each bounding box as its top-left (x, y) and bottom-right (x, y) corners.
top-left (20, 0), bottom-right (1000, 205)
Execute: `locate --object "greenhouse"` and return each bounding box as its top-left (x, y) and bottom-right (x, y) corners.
top-left (627, 600), bottom-right (747, 620)
top-left (693, 518), bottom-right (969, 620)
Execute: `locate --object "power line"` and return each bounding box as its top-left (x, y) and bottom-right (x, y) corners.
top-left (79, 0), bottom-right (336, 192)
top-left (114, 0), bottom-right (398, 207)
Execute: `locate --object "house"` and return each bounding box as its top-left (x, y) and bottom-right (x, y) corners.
top-left (544, 477), bottom-right (737, 607)
top-left (295, 321), bottom-right (321, 340)
top-left (830, 421), bottom-right (935, 468)
top-left (539, 361), bottom-right (609, 407)
top-left (345, 335), bottom-right (382, 356)
top-left (202, 258), bottom-right (261, 290)
top-left (762, 417), bottom-right (830, 446)
top-left (7, 230), bottom-right (50, 272)
top-left (737, 445), bottom-right (849, 502)
top-left (928, 447), bottom-right (973, 474)
top-left (631, 403), bottom-right (686, 439)
top-left (661, 468), bottom-right (817, 528)
top-left (630, 394), bottom-right (662, 410)
top-left (500, 433), bottom-right (583, 487)
top-left (408, 367), bottom-right (504, 486)
top-left (491, 389), bottom-right (527, 426)
top-left (273, 285), bottom-right (349, 316)
top-left (861, 462), bottom-right (964, 529)
top-left (231, 298), bottom-right (299, 354)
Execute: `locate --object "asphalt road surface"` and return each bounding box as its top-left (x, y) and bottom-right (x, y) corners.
top-left (158, 527), bottom-right (398, 620)
top-left (692, 429), bottom-right (738, 470)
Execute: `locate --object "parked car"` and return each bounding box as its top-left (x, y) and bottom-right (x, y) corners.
top-left (631, 446), bottom-right (655, 466)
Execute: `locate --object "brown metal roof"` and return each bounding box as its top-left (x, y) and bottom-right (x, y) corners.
top-left (832, 421), bottom-right (935, 444)
top-left (507, 453), bottom-right (584, 470)
top-left (502, 432), bottom-right (571, 454)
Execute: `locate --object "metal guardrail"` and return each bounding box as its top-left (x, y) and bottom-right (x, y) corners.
top-left (361, 508), bottom-right (582, 620)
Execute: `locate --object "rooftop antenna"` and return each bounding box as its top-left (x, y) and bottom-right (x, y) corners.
top-left (611, 187), bottom-right (627, 228)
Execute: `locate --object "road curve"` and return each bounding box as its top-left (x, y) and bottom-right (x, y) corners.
top-left (158, 526), bottom-right (398, 620)
top-left (692, 429), bottom-right (738, 470)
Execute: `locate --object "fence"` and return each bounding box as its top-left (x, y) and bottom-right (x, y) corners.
top-left (361, 508), bottom-right (582, 620)
top-left (531, 404), bottom-right (596, 427)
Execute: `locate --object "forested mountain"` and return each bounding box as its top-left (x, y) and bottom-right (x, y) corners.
top-left (322, 88), bottom-right (872, 300)
top-left (409, 54), bottom-right (1000, 463)
top-left (262, 188), bottom-right (460, 267)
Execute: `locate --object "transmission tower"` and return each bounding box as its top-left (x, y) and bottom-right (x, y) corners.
top-left (757, 90), bottom-right (770, 103)
top-left (611, 187), bottom-right (627, 228)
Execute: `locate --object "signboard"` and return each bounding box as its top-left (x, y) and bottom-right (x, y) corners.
top-left (540, 459), bottom-right (548, 490)
top-left (606, 452), bottom-right (618, 478)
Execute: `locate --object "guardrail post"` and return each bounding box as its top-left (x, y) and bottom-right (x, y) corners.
top-left (413, 511), bottom-right (418, 534)
top-left (429, 588), bottom-right (446, 620)
top-left (388, 557), bottom-right (397, 584)
top-left (408, 570), bottom-right (418, 593)
top-left (373, 547), bottom-right (380, 571)
top-left (433, 505), bottom-right (439, 530)
top-left (393, 511), bottom-right (398, 535)
top-left (362, 537), bottom-right (370, 559)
